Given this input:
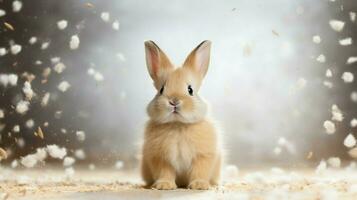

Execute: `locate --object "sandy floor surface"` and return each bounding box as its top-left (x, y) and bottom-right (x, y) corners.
top-left (0, 167), bottom-right (357, 200)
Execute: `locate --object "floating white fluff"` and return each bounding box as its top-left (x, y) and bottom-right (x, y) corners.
top-left (0, 9), bottom-right (5, 17)
top-left (13, 125), bottom-right (20, 132)
top-left (25, 119), bottom-right (34, 128)
top-left (351, 118), bottom-right (357, 127)
top-left (8, 74), bottom-right (18, 86)
top-left (347, 57), bottom-right (357, 64)
top-left (74, 149), bottom-right (86, 160)
top-left (46, 144), bottom-right (67, 159)
top-left (21, 154), bottom-right (38, 168)
top-left (41, 42), bottom-right (50, 50)
top-left (94, 72), bottom-right (104, 82)
top-left (312, 35), bottom-right (321, 44)
top-left (58, 81), bottom-right (70, 92)
top-left (69, 35), bottom-right (80, 50)
top-left (112, 20), bottom-right (119, 30)
top-left (342, 72), bottom-right (354, 83)
top-left (88, 164), bottom-right (96, 170)
top-left (327, 157), bottom-right (341, 168)
top-left (351, 91), bottom-right (357, 103)
top-left (35, 148), bottom-right (47, 161)
top-left (344, 134), bottom-right (356, 148)
top-left (323, 81), bottom-right (333, 89)
top-left (11, 160), bottom-right (18, 168)
top-left (101, 12), bottom-right (110, 22)
top-left (348, 148), bottom-right (357, 158)
top-left (54, 62), bottom-right (66, 73)
top-left (63, 156), bottom-right (75, 166)
top-left (10, 44), bottom-right (22, 55)
top-left (51, 57), bottom-right (61, 64)
top-left (0, 109), bottom-right (4, 118)
top-left (87, 68), bottom-right (95, 75)
top-left (331, 104), bottom-right (343, 122)
top-left (76, 131), bottom-right (85, 141)
top-left (0, 48), bottom-right (6, 56)
top-left (326, 69), bottom-right (332, 77)
top-left (329, 19), bottom-right (345, 32)
top-left (323, 120), bottom-right (335, 134)
top-left (350, 12), bottom-right (356, 22)
top-left (316, 54), bottom-right (326, 63)
top-left (57, 20), bottom-right (68, 30)
top-left (315, 160), bottom-right (327, 174)
top-left (16, 100), bottom-right (29, 114)
top-left (0, 74), bottom-right (9, 87)
top-left (23, 81), bottom-right (34, 100)
top-left (41, 92), bottom-right (50, 107)
top-left (12, 0), bottom-right (23, 12)
top-left (339, 37), bottom-right (352, 46)
top-left (115, 160), bottom-right (124, 169)
top-left (29, 36), bottom-right (37, 44)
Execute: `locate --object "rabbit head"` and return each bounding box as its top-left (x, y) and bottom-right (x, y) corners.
top-left (144, 40), bottom-right (211, 124)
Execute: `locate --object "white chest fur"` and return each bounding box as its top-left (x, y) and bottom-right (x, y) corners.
top-left (165, 131), bottom-right (196, 174)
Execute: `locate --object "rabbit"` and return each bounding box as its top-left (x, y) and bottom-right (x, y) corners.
top-left (141, 40), bottom-right (222, 190)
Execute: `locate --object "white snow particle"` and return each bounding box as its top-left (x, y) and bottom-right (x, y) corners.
top-left (315, 160), bottom-right (327, 174)
top-left (21, 154), bottom-right (38, 168)
top-left (35, 148), bottom-right (47, 161)
top-left (0, 9), bottom-right (6, 17)
top-left (54, 62), bottom-right (66, 73)
top-left (331, 104), bottom-right (343, 122)
top-left (94, 72), bottom-right (104, 82)
top-left (29, 37), bottom-right (37, 44)
top-left (41, 92), bottom-right (50, 107)
top-left (16, 100), bottom-right (29, 114)
top-left (0, 109), bottom-right (4, 118)
top-left (112, 20), bottom-right (120, 30)
top-left (65, 167), bottom-right (75, 178)
top-left (89, 164), bottom-right (96, 170)
top-left (323, 81), bottom-right (333, 89)
top-left (351, 91), bottom-right (357, 103)
top-left (312, 35), bottom-right (321, 44)
top-left (323, 120), bottom-right (336, 134)
top-left (101, 12), bottom-right (110, 22)
top-left (25, 119), bottom-right (34, 128)
top-left (63, 156), bottom-right (76, 167)
top-left (51, 57), bottom-right (61, 64)
top-left (344, 134), bottom-right (356, 148)
top-left (58, 81), bottom-right (70, 92)
top-left (326, 69), bottom-right (332, 77)
top-left (46, 144), bottom-right (67, 159)
top-left (350, 12), bottom-right (356, 22)
top-left (329, 20), bottom-right (345, 32)
top-left (10, 44), bottom-right (22, 55)
top-left (347, 57), bottom-right (357, 64)
top-left (12, 0), bottom-right (23, 12)
top-left (76, 131), bottom-right (85, 142)
top-left (69, 35), bottom-right (80, 50)
top-left (23, 81), bottom-right (34, 100)
top-left (0, 74), bottom-right (9, 87)
top-left (316, 54), bottom-right (326, 63)
top-left (224, 165), bottom-right (239, 178)
top-left (351, 118), bottom-right (357, 127)
top-left (57, 20), bottom-right (68, 30)
top-left (0, 48), bottom-right (6, 56)
top-left (41, 42), bottom-right (50, 50)
top-left (327, 157), bottom-right (341, 168)
top-left (74, 149), bottom-right (86, 160)
top-left (115, 160), bottom-right (124, 169)
top-left (13, 125), bottom-right (20, 132)
top-left (11, 160), bottom-right (18, 168)
top-left (87, 68), bottom-right (95, 75)
top-left (8, 74), bottom-right (18, 86)
top-left (342, 72), bottom-right (354, 83)
top-left (348, 148), bottom-right (357, 158)
top-left (339, 37), bottom-right (352, 46)
top-left (274, 147), bottom-right (282, 155)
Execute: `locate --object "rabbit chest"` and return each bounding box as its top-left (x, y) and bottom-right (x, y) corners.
top-left (164, 130), bottom-right (196, 173)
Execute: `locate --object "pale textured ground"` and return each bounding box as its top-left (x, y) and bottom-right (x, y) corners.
top-left (0, 167), bottom-right (357, 200)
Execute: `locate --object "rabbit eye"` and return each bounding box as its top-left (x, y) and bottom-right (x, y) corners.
top-left (188, 85), bottom-right (193, 96)
top-left (159, 85), bottom-right (164, 95)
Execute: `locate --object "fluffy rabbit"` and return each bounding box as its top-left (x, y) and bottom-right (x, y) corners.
top-left (141, 40), bottom-right (221, 190)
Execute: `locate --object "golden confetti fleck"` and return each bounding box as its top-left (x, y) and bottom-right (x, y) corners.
top-left (0, 147), bottom-right (7, 160)
top-left (85, 2), bottom-right (94, 8)
top-left (272, 30), bottom-right (279, 37)
top-left (37, 127), bottom-right (44, 139)
top-left (4, 22), bottom-right (14, 31)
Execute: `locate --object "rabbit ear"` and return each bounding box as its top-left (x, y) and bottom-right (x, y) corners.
top-left (145, 41), bottom-right (174, 84)
top-left (183, 40), bottom-right (211, 79)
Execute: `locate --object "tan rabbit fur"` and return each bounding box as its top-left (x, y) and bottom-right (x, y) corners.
top-left (141, 40), bottom-right (221, 190)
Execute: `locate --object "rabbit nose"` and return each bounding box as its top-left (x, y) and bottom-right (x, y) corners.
top-left (169, 99), bottom-right (180, 107)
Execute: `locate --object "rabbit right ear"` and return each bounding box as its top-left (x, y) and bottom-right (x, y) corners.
top-left (144, 41), bottom-right (174, 86)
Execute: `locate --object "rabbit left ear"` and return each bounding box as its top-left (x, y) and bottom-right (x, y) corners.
top-left (183, 40), bottom-right (211, 79)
